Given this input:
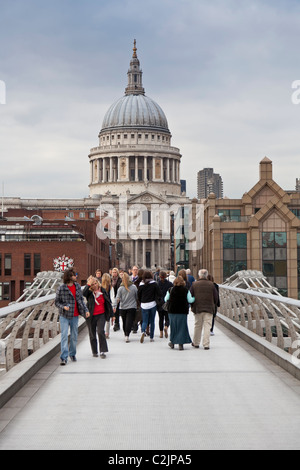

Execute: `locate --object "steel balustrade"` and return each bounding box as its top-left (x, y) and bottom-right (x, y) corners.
top-left (1, 284), bottom-right (300, 376)
top-left (0, 294), bottom-right (61, 374)
top-left (218, 285), bottom-right (300, 356)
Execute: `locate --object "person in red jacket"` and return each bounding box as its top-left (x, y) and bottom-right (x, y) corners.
top-left (83, 276), bottom-right (113, 359)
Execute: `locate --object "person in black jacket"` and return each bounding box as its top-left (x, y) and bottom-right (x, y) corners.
top-left (207, 274), bottom-right (220, 335)
top-left (157, 271), bottom-right (173, 338)
top-left (111, 267), bottom-right (122, 331)
top-left (83, 276), bottom-right (113, 358)
top-left (137, 270), bottom-right (162, 343)
top-left (164, 275), bottom-right (194, 350)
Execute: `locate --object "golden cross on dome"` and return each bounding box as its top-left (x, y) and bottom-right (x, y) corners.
top-left (133, 39), bottom-right (137, 58)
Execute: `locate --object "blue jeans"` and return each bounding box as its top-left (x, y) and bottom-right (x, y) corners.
top-left (59, 315), bottom-right (79, 361)
top-left (141, 306), bottom-right (157, 339)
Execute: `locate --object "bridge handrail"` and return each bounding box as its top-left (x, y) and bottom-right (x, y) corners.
top-left (218, 284), bottom-right (300, 357)
top-left (0, 293), bottom-right (61, 373)
top-left (220, 284), bottom-right (300, 307)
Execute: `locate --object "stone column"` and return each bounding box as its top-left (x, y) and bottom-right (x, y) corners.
top-left (142, 239), bottom-right (146, 268)
top-left (144, 157), bottom-right (147, 182)
top-left (135, 157), bottom-right (139, 182)
top-left (151, 240), bottom-right (155, 268)
top-left (109, 157), bottom-right (113, 182)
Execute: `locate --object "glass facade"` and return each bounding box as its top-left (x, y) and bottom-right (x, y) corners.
top-left (218, 209), bottom-right (241, 222)
top-left (262, 231), bottom-right (287, 296)
top-left (223, 233), bottom-right (247, 280)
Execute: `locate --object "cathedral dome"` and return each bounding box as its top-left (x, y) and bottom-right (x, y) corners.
top-left (101, 94), bottom-right (170, 132)
top-left (100, 40), bottom-right (170, 135)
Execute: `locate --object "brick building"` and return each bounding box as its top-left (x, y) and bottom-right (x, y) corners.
top-left (0, 204), bottom-right (115, 307)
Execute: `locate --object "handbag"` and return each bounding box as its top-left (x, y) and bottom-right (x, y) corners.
top-left (162, 287), bottom-right (172, 312)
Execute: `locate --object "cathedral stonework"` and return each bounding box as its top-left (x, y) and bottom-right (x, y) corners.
top-left (88, 41), bottom-right (182, 199)
top-left (89, 41), bottom-right (189, 270)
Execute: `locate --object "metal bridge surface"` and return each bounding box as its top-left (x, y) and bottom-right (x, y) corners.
top-left (0, 310), bottom-right (300, 450)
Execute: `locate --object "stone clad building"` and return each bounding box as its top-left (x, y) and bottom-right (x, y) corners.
top-left (89, 40), bottom-right (182, 199)
top-left (198, 157), bottom-right (300, 299)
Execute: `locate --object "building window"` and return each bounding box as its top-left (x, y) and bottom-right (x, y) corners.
top-left (89, 212), bottom-right (95, 219)
top-left (291, 208), bottom-right (300, 219)
top-left (24, 254), bottom-right (31, 276)
top-left (142, 210), bottom-right (151, 225)
top-left (0, 282), bottom-right (10, 301)
top-left (218, 209), bottom-right (241, 222)
top-left (223, 233), bottom-right (247, 280)
top-left (34, 253), bottom-right (41, 275)
top-left (262, 231), bottom-right (287, 296)
top-left (4, 254), bottom-right (11, 276)
top-left (130, 169), bottom-right (135, 181)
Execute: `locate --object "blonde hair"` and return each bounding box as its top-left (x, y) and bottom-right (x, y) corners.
top-left (89, 277), bottom-right (101, 291)
top-left (122, 272), bottom-right (130, 291)
top-left (101, 273), bottom-right (111, 291)
top-left (174, 275), bottom-right (185, 287)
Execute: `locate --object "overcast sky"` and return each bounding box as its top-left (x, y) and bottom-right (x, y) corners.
top-left (0, 0), bottom-right (300, 200)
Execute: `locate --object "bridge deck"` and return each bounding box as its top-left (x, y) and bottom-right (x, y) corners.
top-left (0, 316), bottom-right (300, 450)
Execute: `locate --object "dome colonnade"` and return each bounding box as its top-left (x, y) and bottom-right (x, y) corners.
top-left (88, 40), bottom-right (182, 198)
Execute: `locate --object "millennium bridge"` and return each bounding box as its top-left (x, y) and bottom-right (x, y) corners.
top-left (0, 271), bottom-right (300, 450)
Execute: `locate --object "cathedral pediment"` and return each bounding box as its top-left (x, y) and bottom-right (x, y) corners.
top-left (127, 191), bottom-right (168, 205)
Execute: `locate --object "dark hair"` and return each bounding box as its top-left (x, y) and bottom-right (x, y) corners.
top-left (178, 269), bottom-right (187, 281)
top-left (63, 269), bottom-right (75, 284)
top-left (142, 270), bottom-right (153, 281)
top-left (207, 274), bottom-right (214, 282)
top-left (159, 271), bottom-right (167, 279)
top-left (137, 269), bottom-right (144, 279)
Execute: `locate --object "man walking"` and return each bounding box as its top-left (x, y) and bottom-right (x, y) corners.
top-left (55, 269), bottom-right (89, 365)
top-left (190, 269), bottom-right (218, 350)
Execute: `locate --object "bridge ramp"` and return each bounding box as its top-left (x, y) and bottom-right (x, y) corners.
top-left (0, 316), bottom-right (300, 450)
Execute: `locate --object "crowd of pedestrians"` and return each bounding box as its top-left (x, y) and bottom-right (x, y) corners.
top-left (55, 265), bottom-right (220, 365)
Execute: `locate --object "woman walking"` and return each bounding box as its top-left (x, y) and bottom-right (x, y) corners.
top-left (164, 275), bottom-right (194, 350)
top-left (116, 272), bottom-right (138, 342)
top-left (83, 276), bottom-right (113, 358)
top-left (101, 272), bottom-right (115, 338)
top-left (111, 267), bottom-right (122, 332)
top-left (138, 270), bottom-right (162, 343)
top-left (157, 271), bottom-right (173, 338)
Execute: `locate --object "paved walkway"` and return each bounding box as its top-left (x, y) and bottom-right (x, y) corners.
top-left (0, 315), bottom-right (300, 450)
